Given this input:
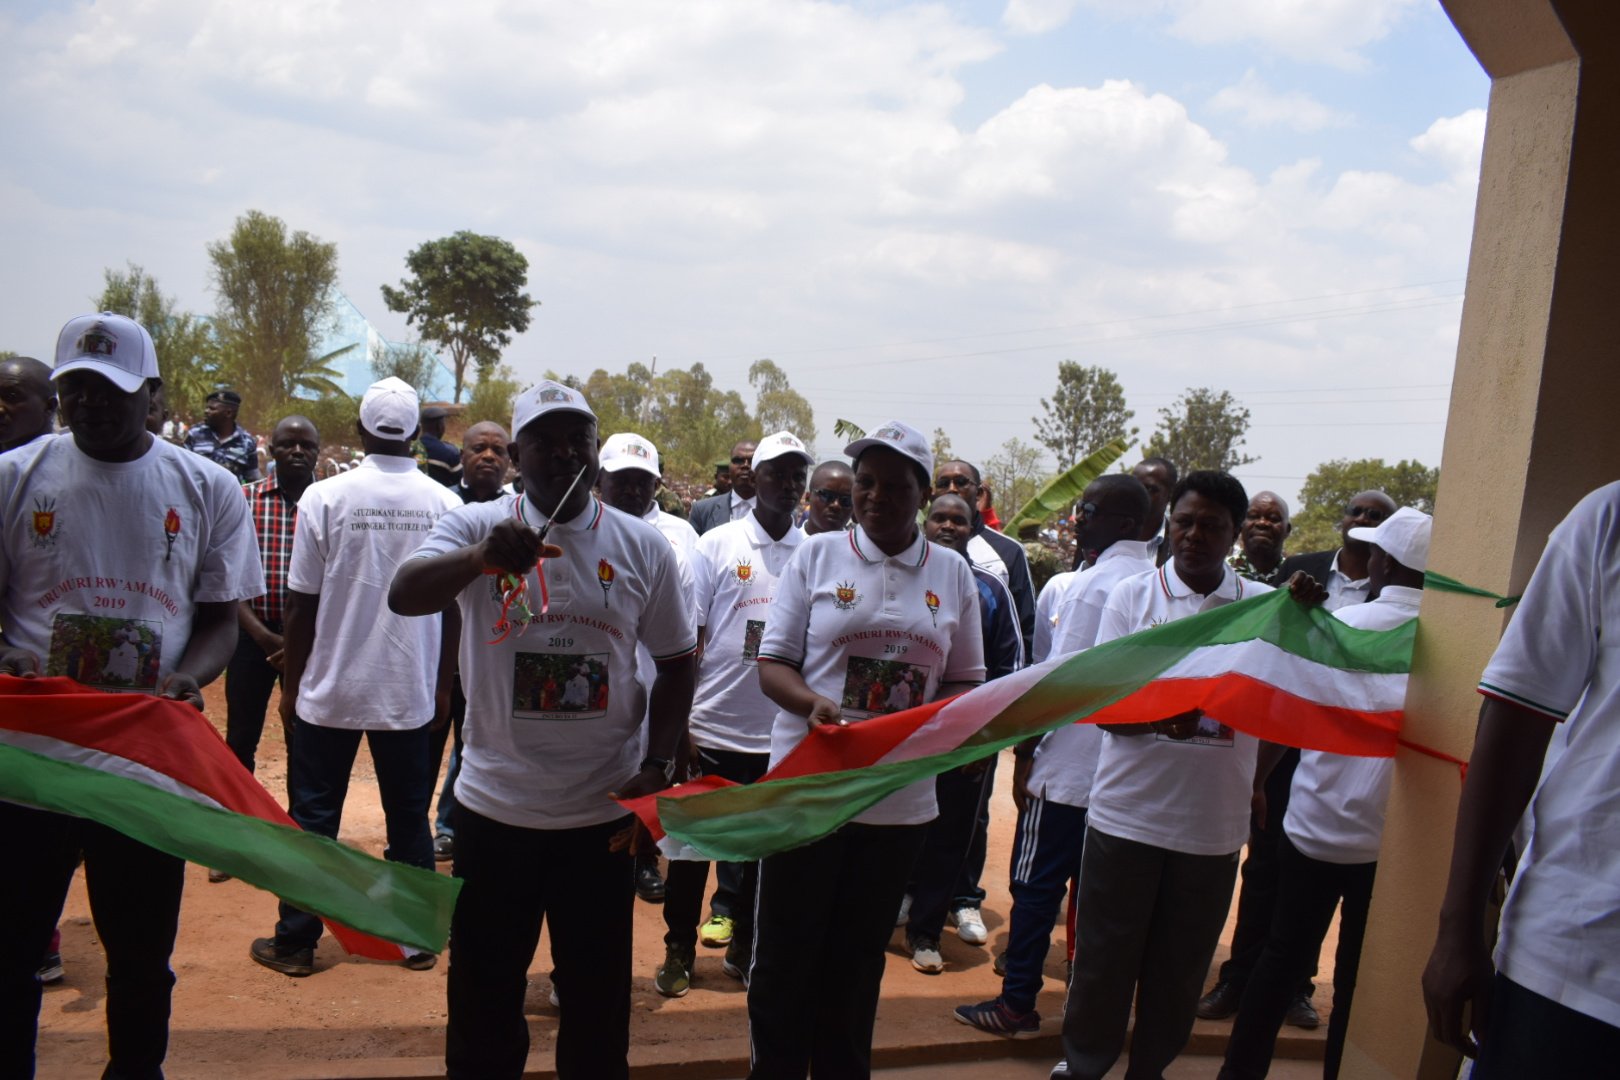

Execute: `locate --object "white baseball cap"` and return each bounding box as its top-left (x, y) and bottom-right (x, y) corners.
top-left (1348, 505), bottom-right (1432, 572)
top-left (843, 420), bottom-right (932, 479)
top-left (511, 379), bottom-right (595, 436)
top-left (752, 430), bottom-right (813, 470)
top-left (359, 377), bottom-right (420, 439)
top-left (52, 313), bottom-right (160, 393)
top-left (599, 432), bottom-right (661, 476)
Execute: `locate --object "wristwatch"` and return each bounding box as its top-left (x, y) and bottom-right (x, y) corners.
top-left (640, 755), bottom-right (676, 784)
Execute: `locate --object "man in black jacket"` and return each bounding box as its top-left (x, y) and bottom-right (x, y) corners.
top-left (688, 439), bottom-right (758, 534)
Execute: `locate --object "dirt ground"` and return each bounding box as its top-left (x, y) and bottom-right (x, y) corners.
top-left (34, 682), bottom-right (1334, 1079)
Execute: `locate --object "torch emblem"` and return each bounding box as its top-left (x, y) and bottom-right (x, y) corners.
top-left (163, 508), bottom-right (181, 562)
top-left (597, 558), bottom-right (615, 606)
top-left (925, 589), bottom-right (940, 628)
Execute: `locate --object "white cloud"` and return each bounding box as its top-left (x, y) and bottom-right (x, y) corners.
top-left (1411, 108), bottom-right (1487, 184)
top-left (0, 0), bottom-right (1480, 496)
top-left (1080, 0), bottom-right (1421, 68)
top-left (1207, 70), bottom-right (1351, 132)
top-left (1002, 0), bottom-right (1083, 35)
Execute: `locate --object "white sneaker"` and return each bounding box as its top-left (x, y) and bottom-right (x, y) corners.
top-left (910, 938), bottom-right (944, 974)
top-left (950, 906), bottom-right (989, 945)
top-left (895, 893), bottom-right (912, 927)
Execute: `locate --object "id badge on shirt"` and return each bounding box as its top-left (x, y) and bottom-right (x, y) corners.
top-left (1157, 716), bottom-right (1235, 747)
top-left (839, 655), bottom-right (932, 721)
top-left (46, 613), bottom-right (162, 692)
top-left (512, 650), bottom-right (609, 720)
top-left (741, 619), bottom-right (765, 663)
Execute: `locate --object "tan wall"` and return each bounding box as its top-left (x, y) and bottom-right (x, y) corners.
top-left (1345, 2), bottom-right (1620, 1076)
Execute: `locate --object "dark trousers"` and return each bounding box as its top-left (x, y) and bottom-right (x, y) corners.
top-left (1000, 796), bottom-right (1088, 1015)
top-left (445, 808), bottom-right (634, 1080)
top-left (1, 801), bottom-right (184, 1080)
top-left (273, 717), bottom-right (434, 949)
top-left (1220, 748), bottom-right (1314, 996)
top-left (748, 823), bottom-right (926, 1079)
top-left (663, 747), bottom-right (770, 949)
top-left (1473, 972), bottom-right (1620, 1079)
top-left (1060, 827), bottom-right (1240, 1080)
top-left (223, 624), bottom-right (282, 776)
top-left (953, 759), bottom-right (995, 910)
top-left (907, 763), bottom-right (994, 942)
top-left (1220, 836), bottom-right (1376, 1080)
top-left (427, 677), bottom-right (465, 837)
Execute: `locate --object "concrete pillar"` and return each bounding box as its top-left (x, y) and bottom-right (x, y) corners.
top-left (1344, 3), bottom-right (1620, 1077)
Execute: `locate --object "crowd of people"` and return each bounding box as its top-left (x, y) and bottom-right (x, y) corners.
top-left (0, 311), bottom-right (1614, 1080)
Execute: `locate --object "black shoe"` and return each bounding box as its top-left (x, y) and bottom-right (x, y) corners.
top-left (722, 936), bottom-right (751, 985)
top-left (250, 937), bottom-right (314, 978)
top-left (1285, 993), bottom-right (1321, 1029)
top-left (1196, 979), bottom-right (1243, 1020)
top-left (635, 860), bottom-right (666, 903)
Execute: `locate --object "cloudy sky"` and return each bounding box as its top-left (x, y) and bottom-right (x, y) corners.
top-left (1, 0), bottom-right (1489, 502)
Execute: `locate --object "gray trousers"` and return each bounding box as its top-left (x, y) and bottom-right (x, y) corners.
top-left (1059, 827), bottom-right (1240, 1080)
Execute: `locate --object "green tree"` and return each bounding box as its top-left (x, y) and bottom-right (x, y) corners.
top-left (380, 231), bottom-right (537, 404)
top-left (1291, 458), bottom-right (1440, 554)
top-left (369, 340), bottom-right (443, 400)
top-left (581, 362), bottom-right (656, 437)
top-left (96, 263), bottom-right (218, 424)
top-left (206, 210), bottom-right (341, 430)
top-left (0, 350), bottom-right (16, 362)
top-left (1033, 362), bottom-right (1137, 468)
top-left (463, 364), bottom-right (525, 428)
top-left (1142, 387), bottom-right (1257, 473)
top-left (748, 359), bottom-right (817, 450)
top-left (931, 428), bottom-right (953, 469)
top-left (984, 437), bottom-right (1046, 520)
top-left (647, 363), bottom-right (754, 481)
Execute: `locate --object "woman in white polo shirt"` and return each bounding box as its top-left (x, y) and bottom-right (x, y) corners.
top-left (747, 421), bottom-right (985, 1080)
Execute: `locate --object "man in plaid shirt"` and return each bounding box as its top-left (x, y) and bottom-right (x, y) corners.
top-left (223, 415), bottom-right (320, 791)
top-left (185, 388), bottom-right (261, 481)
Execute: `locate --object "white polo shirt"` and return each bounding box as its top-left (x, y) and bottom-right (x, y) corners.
top-left (691, 514), bottom-right (804, 754)
top-left (0, 435), bottom-right (263, 690)
top-left (1086, 562), bottom-right (1272, 856)
top-left (1282, 585), bottom-right (1417, 865)
top-left (1032, 569), bottom-right (1078, 666)
top-left (1026, 539), bottom-right (1160, 809)
top-left (412, 495), bottom-right (697, 830)
top-left (758, 525), bottom-right (985, 826)
top-left (288, 455), bottom-right (460, 730)
top-left (645, 503), bottom-right (700, 565)
top-left (1477, 481), bottom-right (1620, 1028)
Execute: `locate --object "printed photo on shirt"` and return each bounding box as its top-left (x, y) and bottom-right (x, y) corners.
top-left (1156, 714), bottom-right (1235, 747)
top-left (841, 656), bottom-right (931, 718)
top-left (47, 614), bottom-right (162, 691)
top-left (512, 651), bottom-right (610, 719)
top-left (741, 619), bottom-right (765, 663)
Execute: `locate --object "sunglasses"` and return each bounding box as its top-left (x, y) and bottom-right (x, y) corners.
top-left (935, 475), bottom-right (974, 489)
top-left (812, 488), bottom-right (853, 508)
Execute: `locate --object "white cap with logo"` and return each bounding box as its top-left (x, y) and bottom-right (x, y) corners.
top-left (360, 377), bottom-right (421, 439)
top-left (1347, 505), bottom-right (1432, 572)
top-left (52, 313), bottom-right (160, 393)
top-left (751, 430), bottom-right (814, 470)
top-left (511, 379), bottom-right (595, 436)
top-left (600, 432), bottom-right (661, 476)
top-left (842, 420), bottom-right (932, 479)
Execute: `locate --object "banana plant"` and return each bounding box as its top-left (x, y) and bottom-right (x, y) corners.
top-left (1003, 436), bottom-right (1132, 536)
